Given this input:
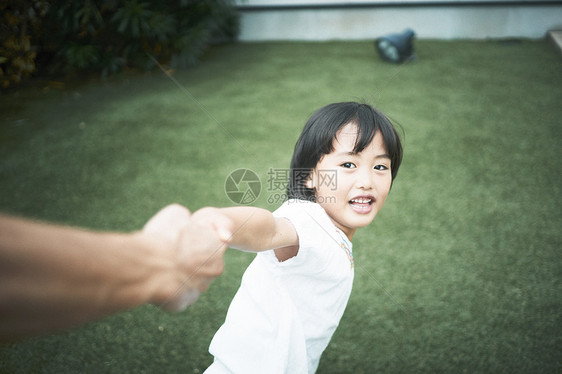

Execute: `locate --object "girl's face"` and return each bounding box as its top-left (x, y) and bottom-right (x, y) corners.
top-left (307, 123), bottom-right (392, 239)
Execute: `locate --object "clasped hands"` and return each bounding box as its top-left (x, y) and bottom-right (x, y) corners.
top-left (141, 205), bottom-right (233, 312)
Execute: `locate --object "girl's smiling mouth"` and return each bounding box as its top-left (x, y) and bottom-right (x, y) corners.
top-left (349, 196), bottom-right (375, 214)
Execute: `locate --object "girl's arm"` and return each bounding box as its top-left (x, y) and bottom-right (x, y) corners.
top-left (192, 206), bottom-right (299, 261)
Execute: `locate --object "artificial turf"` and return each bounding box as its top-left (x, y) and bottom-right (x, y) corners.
top-left (0, 39), bottom-right (560, 373)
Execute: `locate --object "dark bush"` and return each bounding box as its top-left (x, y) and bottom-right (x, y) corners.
top-left (1, 0), bottom-right (240, 86)
top-left (0, 1), bottom-right (49, 87)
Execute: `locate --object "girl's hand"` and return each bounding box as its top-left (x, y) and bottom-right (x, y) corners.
top-left (190, 207), bottom-right (233, 240)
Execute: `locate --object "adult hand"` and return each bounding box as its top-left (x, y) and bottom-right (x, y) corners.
top-left (142, 204), bottom-right (233, 312)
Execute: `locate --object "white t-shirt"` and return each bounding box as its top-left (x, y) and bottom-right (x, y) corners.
top-left (204, 199), bottom-right (355, 374)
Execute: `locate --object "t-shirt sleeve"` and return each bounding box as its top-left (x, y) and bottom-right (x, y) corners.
top-left (265, 199), bottom-right (337, 270)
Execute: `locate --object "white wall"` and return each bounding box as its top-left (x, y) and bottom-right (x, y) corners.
top-left (235, 2), bottom-right (562, 40)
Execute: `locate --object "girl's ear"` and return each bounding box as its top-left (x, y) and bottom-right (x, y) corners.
top-left (305, 171), bottom-right (315, 189)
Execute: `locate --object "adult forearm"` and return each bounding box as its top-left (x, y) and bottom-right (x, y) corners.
top-left (0, 215), bottom-right (171, 342)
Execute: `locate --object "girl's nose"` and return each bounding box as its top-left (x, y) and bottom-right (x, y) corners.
top-left (356, 168), bottom-right (373, 190)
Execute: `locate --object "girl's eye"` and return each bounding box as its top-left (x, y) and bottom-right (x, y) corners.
top-left (374, 164), bottom-right (389, 171)
top-left (341, 162), bottom-right (356, 169)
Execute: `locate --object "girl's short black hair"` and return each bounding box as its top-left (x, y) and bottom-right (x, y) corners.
top-left (287, 102), bottom-right (403, 201)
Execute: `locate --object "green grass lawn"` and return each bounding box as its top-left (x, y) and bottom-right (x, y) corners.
top-left (1, 39), bottom-right (561, 373)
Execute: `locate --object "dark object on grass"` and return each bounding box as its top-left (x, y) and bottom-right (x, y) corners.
top-left (376, 29), bottom-right (416, 63)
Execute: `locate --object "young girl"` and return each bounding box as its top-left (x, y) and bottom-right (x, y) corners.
top-left (194, 102), bottom-right (403, 374)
